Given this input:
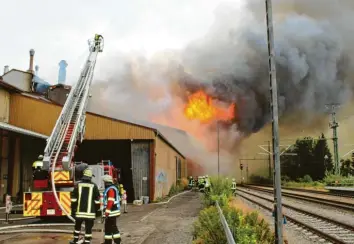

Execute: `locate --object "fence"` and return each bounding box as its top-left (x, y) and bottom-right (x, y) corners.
top-left (216, 201), bottom-right (236, 244)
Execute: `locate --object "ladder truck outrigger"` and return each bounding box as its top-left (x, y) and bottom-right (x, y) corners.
top-left (23, 34), bottom-right (118, 220)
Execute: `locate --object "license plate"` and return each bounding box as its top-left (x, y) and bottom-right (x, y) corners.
top-left (47, 209), bottom-right (55, 215)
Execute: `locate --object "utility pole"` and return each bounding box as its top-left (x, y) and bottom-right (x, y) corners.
top-left (268, 140), bottom-right (272, 180)
top-left (326, 104), bottom-right (340, 175)
top-left (217, 121), bottom-right (220, 177)
top-left (265, 0), bottom-right (284, 243)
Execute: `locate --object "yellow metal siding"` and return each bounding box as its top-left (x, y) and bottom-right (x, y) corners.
top-left (85, 114), bottom-right (155, 140)
top-left (9, 94), bottom-right (155, 140)
top-left (9, 94), bottom-right (61, 135)
top-left (0, 88), bottom-right (10, 123)
top-left (154, 136), bottom-right (185, 199)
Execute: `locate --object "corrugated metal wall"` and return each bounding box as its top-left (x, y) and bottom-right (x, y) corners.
top-left (9, 94), bottom-right (155, 140)
top-left (131, 142), bottom-right (150, 200)
top-left (9, 94), bottom-right (61, 135)
top-left (85, 114), bottom-right (155, 140)
top-left (0, 88), bottom-right (10, 123)
top-left (154, 137), bottom-right (186, 199)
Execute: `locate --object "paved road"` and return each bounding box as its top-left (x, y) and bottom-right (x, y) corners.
top-left (141, 191), bottom-right (202, 244)
top-left (0, 191), bottom-right (201, 244)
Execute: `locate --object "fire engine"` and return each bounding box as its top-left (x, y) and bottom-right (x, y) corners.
top-left (23, 34), bottom-right (119, 219)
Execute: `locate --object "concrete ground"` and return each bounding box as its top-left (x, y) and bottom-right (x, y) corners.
top-left (0, 191), bottom-right (201, 244)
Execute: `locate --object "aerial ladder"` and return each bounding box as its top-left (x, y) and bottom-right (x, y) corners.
top-left (23, 34), bottom-right (105, 221)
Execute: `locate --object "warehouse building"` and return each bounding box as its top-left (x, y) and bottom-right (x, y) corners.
top-left (0, 50), bottom-right (195, 203)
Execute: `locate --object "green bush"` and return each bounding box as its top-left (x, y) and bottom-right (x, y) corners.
top-left (202, 177), bottom-right (233, 207)
top-left (324, 174), bottom-right (354, 186)
top-left (193, 205), bottom-right (274, 244)
top-left (299, 174), bottom-right (313, 183)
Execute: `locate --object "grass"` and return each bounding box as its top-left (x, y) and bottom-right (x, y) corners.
top-left (282, 181), bottom-right (326, 190)
top-left (323, 174), bottom-right (354, 187)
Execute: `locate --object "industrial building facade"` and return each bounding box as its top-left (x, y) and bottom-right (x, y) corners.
top-left (0, 78), bottom-right (187, 203)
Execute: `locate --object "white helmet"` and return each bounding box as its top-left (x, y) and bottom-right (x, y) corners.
top-left (102, 174), bottom-right (113, 183)
top-left (232, 178), bottom-right (235, 181)
top-left (38, 155), bottom-right (44, 160)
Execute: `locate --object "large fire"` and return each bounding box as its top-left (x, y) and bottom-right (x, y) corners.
top-left (184, 90), bottom-right (235, 123)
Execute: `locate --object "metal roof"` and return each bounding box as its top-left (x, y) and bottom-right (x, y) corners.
top-left (86, 107), bottom-right (189, 157)
top-left (0, 122), bottom-right (48, 139)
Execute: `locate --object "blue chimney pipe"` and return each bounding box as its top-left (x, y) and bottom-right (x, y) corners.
top-left (58, 60), bottom-right (68, 84)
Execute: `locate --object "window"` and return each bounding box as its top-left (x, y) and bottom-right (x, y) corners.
top-left (176, 157), bottom-right (181, 183)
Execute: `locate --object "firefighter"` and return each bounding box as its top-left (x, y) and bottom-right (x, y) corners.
top-left (32, 155), bottom-right (43, 171)
top-left (32, 155), bottom-right (47, 180)
top-left (231, 178), bottom-right (237, 195)
top-left (188, 176), bottom-right (194, 189)
top-left (70, 168), bottom-right (100, 244)
top-left (204, 175), bottom-right (210, 193)
top-left (94, 34), bottom-right (103, 51)
top-left (119, 184), bottom-right (124, 195)
top-left (102, 175), bottom-right (121, 244)
top-left (197, 176), bottom-right (204, 190)
top-left (121, 190), bottom-right (128, 213)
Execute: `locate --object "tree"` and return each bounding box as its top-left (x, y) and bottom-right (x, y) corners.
top-left (340, 159), bottom-right (354, 177)
top-left (281, 134), bottom-right (332, 181)
top-left (281, 137), bottom-right (314, 181)
top-left (312, 133), bottom-right (333, 180)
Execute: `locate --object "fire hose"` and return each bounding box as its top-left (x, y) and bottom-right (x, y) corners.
top-left (51, 133), bottom-right (75, 223)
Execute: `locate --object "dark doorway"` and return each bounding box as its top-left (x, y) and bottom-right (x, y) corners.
top-left (74, 140), bottom-right (134, 202)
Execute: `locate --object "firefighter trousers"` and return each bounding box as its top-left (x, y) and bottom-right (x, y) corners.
top-left (72, 218), bottom-right (94, 243)
top-left (104, 216), bottom-right (121, 244)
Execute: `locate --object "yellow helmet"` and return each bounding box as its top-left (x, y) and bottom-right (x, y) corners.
top-left (119, 184), bottom-right (123, 188)
top-left (82, 168), bottom-right (93, 179)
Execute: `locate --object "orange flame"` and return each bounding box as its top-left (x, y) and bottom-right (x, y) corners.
top-left (184, 90), bottom-right (235, 123)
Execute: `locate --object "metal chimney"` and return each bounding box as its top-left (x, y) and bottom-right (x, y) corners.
top-left (58, 60), bottom-right (68, 84)
top-left (35, 65), bottom-right (39, 76)
top-left (28, 49), bottom-right (35, 74)
top-left (3, 65), bottom-right (9, 75)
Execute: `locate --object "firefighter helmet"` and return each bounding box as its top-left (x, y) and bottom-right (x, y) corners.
top-left (102, 175), bottom-right (113, 183)
top-left (38, 155), bottom-right (43, 160)
top-left (82, 168), bottom-right (93, 180)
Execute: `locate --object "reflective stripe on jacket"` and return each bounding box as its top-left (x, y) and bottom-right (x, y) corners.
top-left (71, 181), bottom-right (100, 219)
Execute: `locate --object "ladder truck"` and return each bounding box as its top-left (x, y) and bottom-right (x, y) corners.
top-left (23, 34), bottom-right (118, 220)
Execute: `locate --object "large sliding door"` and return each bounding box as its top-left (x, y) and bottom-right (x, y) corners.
top-left (131, 142), bottom-right (150, 200)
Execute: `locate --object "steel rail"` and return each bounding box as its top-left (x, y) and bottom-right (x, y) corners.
top-left (242, 185), bottom-right (354, 212)
top-left (237, 189), bottom-right (353, 244)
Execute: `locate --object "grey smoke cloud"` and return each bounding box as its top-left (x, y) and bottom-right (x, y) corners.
top-left (91, 0), bottom-right (354, 138)
top-left (180, 0), bottom-right (354, 134)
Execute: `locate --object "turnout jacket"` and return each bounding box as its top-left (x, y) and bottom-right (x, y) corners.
top-left (103, 184), bottom-right (121, 217)
top-left (71, 180), bottom-right (100, 219)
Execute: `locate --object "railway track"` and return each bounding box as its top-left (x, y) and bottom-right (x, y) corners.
top-left (242, 185), bottom-right (354, 212)
top-left (245, 184), bottom-right (354, 198)
top-left (237, 188), bottom-right (354, 244)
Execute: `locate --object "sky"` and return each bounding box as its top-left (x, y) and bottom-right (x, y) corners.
top-left (0, 0), bottom-right (243, 85)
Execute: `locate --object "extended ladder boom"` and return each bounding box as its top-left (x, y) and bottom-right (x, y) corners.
top-left (42, 35), bottom-right (104, 184)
